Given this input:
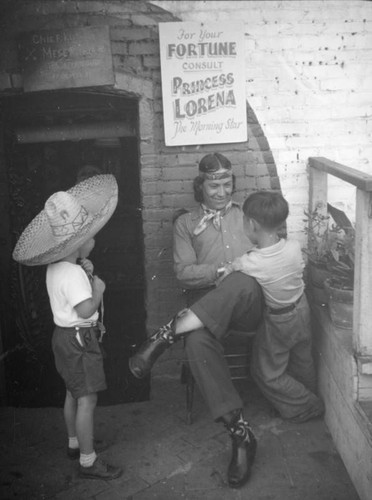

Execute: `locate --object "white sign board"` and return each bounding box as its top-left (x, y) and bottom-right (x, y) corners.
top-left (159, 22), bottom-right (247, 146)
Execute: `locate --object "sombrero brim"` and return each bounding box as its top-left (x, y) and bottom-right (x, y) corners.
top-left (12, 174), bottom-right (118, 266)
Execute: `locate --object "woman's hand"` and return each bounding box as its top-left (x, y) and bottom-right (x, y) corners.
top-left (215, 262), bottom-right (234, 285)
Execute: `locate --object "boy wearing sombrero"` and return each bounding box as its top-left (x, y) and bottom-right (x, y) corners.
top-left (13, 174), bottom-right (122, 480)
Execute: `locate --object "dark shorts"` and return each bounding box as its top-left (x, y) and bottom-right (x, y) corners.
top-left (52, 325), bottom-right (107, 399)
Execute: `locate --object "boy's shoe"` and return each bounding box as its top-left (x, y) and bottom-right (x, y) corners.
top-left (288, 399), bottom-right (325, 424)
top-left (67, 439), bottom-right (110, 460)
top-left (67, 447), bottom-right (80, 460)
top-left (79, 457), bottom-right (123, 480)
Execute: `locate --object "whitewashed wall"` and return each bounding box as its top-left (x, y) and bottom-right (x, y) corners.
top-left (152, 0), bottom-right (372, 240)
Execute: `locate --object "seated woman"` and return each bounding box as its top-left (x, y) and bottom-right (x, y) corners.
top-left (129, 190), bottom-right (323, 490)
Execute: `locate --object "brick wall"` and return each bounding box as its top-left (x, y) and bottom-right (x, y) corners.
top-left (154, 0), bottom-right (372, 231)
top-left (0, 1), bottom-right (283, 331)
top-left (1, 0), bottom-right (370, 332)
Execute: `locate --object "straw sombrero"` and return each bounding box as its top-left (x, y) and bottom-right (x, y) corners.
top-left (12, 174), bottom-right (118, 266)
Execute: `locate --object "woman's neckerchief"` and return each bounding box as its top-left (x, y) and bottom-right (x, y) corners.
top-left (193, 201), bottom-right (233, 236)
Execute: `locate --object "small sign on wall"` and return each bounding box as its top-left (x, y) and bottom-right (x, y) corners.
top-left (18, 26), bottom-right (114, 92)
top-left (159, 22), bottom-right (247, 146)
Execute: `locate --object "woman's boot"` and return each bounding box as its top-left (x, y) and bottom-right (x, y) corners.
top-left (129, 316), bottom-right (179, 379)
top-left (223, 409), bottom-right (257, 488)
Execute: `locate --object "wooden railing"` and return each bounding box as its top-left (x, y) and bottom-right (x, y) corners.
top-left (308, 157), bottom-right (372, 379)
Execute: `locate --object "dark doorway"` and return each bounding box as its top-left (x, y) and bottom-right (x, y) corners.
top-left (1, 91), bottom-right (150, 407)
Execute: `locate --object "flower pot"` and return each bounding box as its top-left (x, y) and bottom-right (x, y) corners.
top-left (307, 259), bottom-right (332, 305)
top-left (324, 278), bottom-right (353, 329)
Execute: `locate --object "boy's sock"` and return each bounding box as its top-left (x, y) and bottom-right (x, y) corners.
top-left (80, 451), bottom-right (97, 468)
top-left (68, 436), bottom-right (79, 449)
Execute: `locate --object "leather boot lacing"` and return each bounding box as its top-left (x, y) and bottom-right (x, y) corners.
top-left (225, 410), bottom-right (254, 442)
top-left (128, 315), bottom-right (179, 379)
top-left (150, 318), bottom-right (176, 345)
top-left (223, 409), bottom-right (257, 488)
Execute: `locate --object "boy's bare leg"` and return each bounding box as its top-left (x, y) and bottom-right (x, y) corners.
top-left (76, 392), bottom-right (123, 479)
top-left (64, 390), bottom-right (77, 438)
top-left (76, 393), bottom-right (97, 455)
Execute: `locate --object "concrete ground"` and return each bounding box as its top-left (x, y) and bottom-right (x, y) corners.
top-left (0, 373), bottom-right (360, 500)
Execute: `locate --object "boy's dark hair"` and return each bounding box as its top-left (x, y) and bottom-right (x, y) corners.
top-left (193, 174), bottom-right (236, 203)
top-left (243, 191), bottom-right (289, 230)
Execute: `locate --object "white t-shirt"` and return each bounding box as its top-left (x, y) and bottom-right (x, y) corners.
top-left (232, 239), bottom-right (304, 309)
top-left (46, 261), bottom-right (99, 327)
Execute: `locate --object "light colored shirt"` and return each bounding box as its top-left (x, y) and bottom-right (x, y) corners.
top-left (231, 239), bottom-right (305, 309)
top-left (46, 261), bottom-right (99, 327)
top-left (173, 202), bottom-right (252, 289)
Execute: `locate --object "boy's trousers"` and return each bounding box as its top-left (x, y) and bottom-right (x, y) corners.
top-left (185, 272), bottom-right (263, 420)
top-left (250, 294), bottom-right (322, 420)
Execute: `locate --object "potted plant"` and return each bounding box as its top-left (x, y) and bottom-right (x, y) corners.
top-left (303, 206), bottom-right (336, 305)
top-left (323, 204), bottom-right (355, 329)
